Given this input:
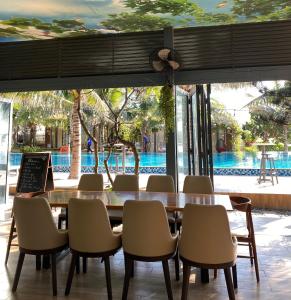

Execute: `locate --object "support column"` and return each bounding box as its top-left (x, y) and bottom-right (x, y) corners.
top-left (164, 27), bottom-right (177, 190)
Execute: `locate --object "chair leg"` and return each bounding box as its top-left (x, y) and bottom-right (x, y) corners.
top-left (58, 216), bottom-right (62, 230)
top-left (224, 267), bottom-right (235, 300)
top-left (5, 217), bottom-right (16, 265)
top-left (170, 222), bottom-right (176, 234)
top-left (65, 253), bottom-right (77, 296)
top-left (130, 260), bottom-right (134, 278)
top-left (248, 243), bottom-right (254, 265)
top-left (162, 259), bottom-right (173, 300)
top-left (104, 256), bottom-right (112, 300)
top-left (83, 256), bottom-right (87, 273)
top-left (12, 252), bottom-right (25, 292)
top-left (51, 253), bottom-right (57, 296)
top-left (122, 254), bottom-right (132, 300)
top-left (174, 252), bottom-right (180, 281)
top-left (252, 240), bottom-right (260, 282)
top-left (76, 255), bottom-right (80, 274)
top-left (181, 263), bottom-right (191, 300)
top-left (36, 255), bottom-right (41, 270)
top-left (232, 265), bottom-right (237, 289)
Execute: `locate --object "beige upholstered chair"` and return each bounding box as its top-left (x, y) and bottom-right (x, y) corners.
top-left (58, 174), bottom-right (104, 229)
top-left (109, 174), bottom-right (139, 227)
top-left (65, 198), bottom-right (121, 299)
top-left (12, 197), bottom-right (68, 296)
top-left (122, 200), bottom-right (179, 300)
top-left (178, 175), bottom-right (214, 231)
top-left (182, 175), bottom-right (213, 194)
top-left (78, 173), bottom-right (104, 191)
top-left (179, 204), bottom-right (237, 300)
top-left (146, 175), bottom-right (175, 193)
top-left (112, 174), bottom-right (139, 192)
top-left (146, 175), bottom-right (176, 232)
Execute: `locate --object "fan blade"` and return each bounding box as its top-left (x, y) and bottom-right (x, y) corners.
top-left (168, 60), bottom-right (180, 70)
top-left (152, 60), bottom-right (166, 71)
top-left (158, 48), bottom-right (171, 60)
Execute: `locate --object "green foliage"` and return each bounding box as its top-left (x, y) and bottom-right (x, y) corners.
top-left (244, 145), bottom-right (258, 153)
top-left (242, 129), bottom-right (255, 146)
top-left (232, 0), bottom-right (290, 19)
top-left (232, 135), bottom-right (243, 152)
top-left (268, 142), bottom-right (285, 151)
top-left (20, 145), bottom-right (41, 153)
top-left (125, 0), bottom-right (202, 16)
top-left (159, 85), bottom-right (174, 136)
top-left (101, 13), bottom-right (171, 32)
top-left (9, 91), bottom-right (72, 129)
top-left (211, 99), bottom-right (242, 133)
top-left (119, 123), bottom-right (140, 142)
top-left (0, 17), bottom-right (89, 39)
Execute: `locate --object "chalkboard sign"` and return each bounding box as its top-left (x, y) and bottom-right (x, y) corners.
top-left (16, 152), bottom-right (54, 193)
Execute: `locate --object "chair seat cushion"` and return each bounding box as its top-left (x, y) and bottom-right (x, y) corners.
top-left (231, 229), bottom-right (248, 238)
top-left (113, 224), bottom-right (123, 233)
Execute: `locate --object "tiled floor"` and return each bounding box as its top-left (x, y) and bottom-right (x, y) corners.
top-left (1, 209), bottom-right (291, 299)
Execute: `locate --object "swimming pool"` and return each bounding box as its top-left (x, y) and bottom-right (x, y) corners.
top-left (9, 151), bottom-right (291, 169)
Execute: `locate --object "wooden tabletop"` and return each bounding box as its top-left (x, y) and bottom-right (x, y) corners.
top-left (44, 190), bottom-right (233, 211)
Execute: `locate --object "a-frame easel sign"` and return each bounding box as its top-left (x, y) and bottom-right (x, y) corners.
top-left (16, 152), bottom-right (54, 193)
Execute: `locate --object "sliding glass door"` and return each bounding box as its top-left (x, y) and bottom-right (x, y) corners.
top-left (0, 99), bottom-right (12, 204)
top-left (176, 84), bottom-right (213, 190)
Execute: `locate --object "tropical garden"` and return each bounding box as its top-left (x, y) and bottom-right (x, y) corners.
top-left (0, 0), bottom-right (290, 180)
top-left (2, 80), bottom-right (289, 181)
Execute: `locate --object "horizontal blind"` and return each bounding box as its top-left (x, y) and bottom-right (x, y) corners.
top-left (0, 20), bottom-right (291, 81)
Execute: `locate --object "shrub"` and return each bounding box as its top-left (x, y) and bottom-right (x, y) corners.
top-left (20, 145), bottom-right (41, 153)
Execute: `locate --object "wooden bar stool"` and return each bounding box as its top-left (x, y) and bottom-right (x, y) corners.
top-left (258, 153), bottom-right (278, 185)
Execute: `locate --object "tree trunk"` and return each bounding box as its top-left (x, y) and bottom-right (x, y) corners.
top-left (283, 125), bottom-right (289, 153)
top-left (118, 137), bottom-right (140, 175)
top-left (93, 125), bottom-right (99, 173)
top-left (69, 90), bottom-right (81, 179)
top-left (104, 146), bottom-right (114, 185)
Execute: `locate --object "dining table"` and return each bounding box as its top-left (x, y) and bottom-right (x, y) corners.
top-left (44, 190), bottom-right (233, 211)
top-left (40, 189), bottom-right (233, 284)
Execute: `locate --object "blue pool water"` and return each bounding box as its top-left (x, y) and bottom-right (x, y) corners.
top-left (9, 151), bottom-right (291, 169)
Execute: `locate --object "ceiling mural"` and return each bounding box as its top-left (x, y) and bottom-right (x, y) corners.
top-left (0, 0), bottom-right (290, 42)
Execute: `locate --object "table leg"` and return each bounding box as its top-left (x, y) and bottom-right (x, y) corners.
top-left (42, 255), bottom-right (51, 269)
top-left (201, 268), bottom-right (209, 283)
top-left (65, 208), bottom-right (68, 229)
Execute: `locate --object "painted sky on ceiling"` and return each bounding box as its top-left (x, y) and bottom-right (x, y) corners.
top-left (0, 0), bottom-right (289, 41)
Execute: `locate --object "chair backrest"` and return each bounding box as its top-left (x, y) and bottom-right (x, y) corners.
top-left (68, 198), bottom-right (120, 253)
top-left (13, 197), bottom-right (64, 250)
top-left (122, 200), bottom-right (175, 257)
top-left (179, 204), bottom-right (236, 265)
top-left (230, 196), bottom-right (254, 236)
top-left (146, 175), bottom-right (175, 193)
top-left (230, 196), bottom-right (251, 213)
top-left (183, 175), bottom-right (213, 194)
top-left (78, 174), bottom-right (103, 191)
top-left (112, 174), bottom-right (139, 192)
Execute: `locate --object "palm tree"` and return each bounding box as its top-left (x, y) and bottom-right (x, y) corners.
top-left (246, 81), bottom-right (291, 152)
top-left (76, 90), bottom-right (111, 174)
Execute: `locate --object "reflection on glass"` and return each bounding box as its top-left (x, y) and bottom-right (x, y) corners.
top-left (0, 100), bottom-right (12, 204)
